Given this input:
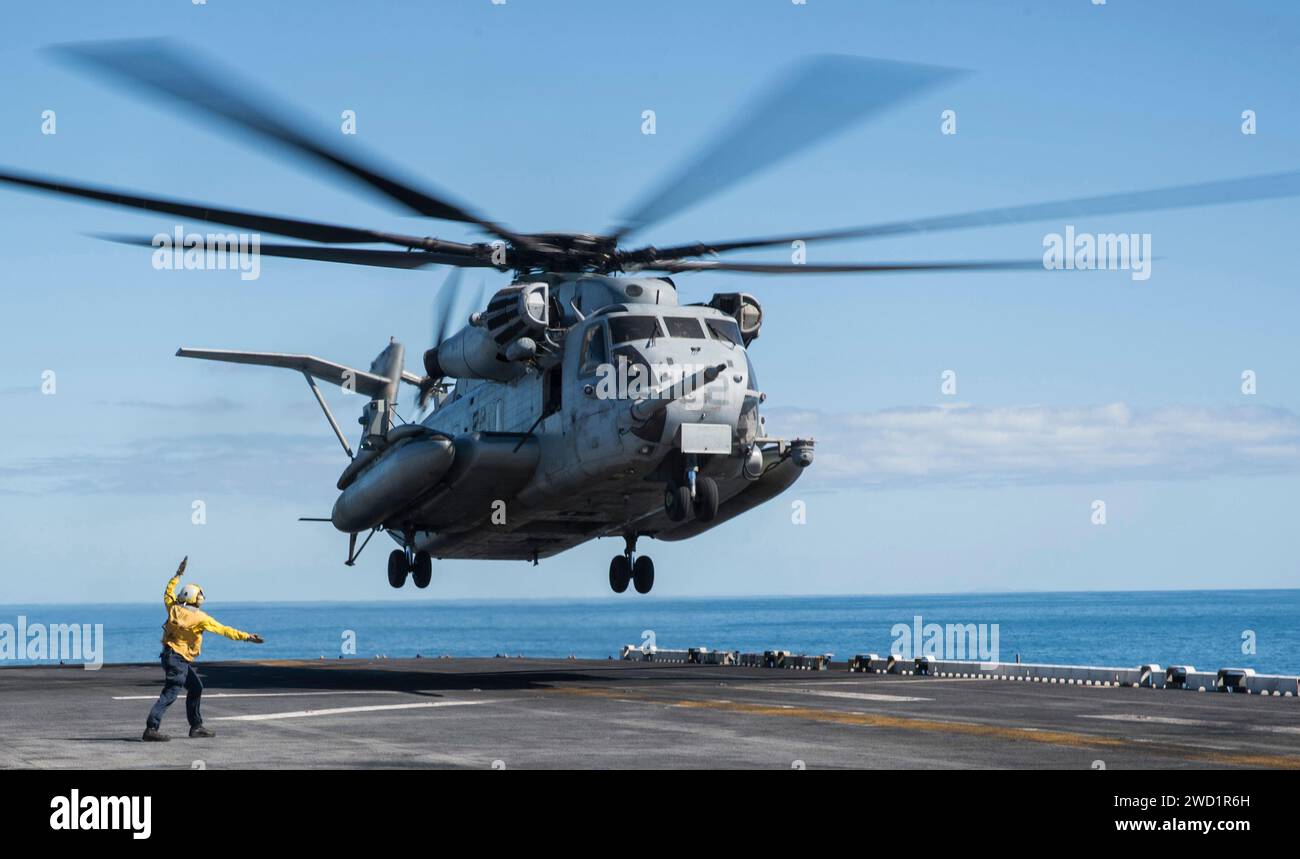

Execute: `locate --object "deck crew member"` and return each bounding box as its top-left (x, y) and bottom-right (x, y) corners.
top-left (143, 557), bottom-right (264, 742)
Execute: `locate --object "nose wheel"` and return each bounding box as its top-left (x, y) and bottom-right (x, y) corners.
top-left (664, 473), bottom-right (719, 523)
top-left (694, 476), bottom-right (720, 522)
top-left (609, 534), bottom-right (654, 594)
top-left (665, 482), bottom-right (692, 522)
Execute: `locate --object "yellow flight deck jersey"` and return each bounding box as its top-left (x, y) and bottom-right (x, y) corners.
top-left (160, 574), bottom-right (255, 661)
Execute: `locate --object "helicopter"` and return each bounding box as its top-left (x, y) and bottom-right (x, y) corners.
top-left (4, 41), bottom-right (1299, 593)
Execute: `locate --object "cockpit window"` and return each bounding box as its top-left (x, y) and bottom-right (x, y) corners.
top-left (664, 316), bottom-right (706, 339)
top-left (609, 315), bottom-right (663, 344)
top-left (706, 317), bottom-right (743, 346)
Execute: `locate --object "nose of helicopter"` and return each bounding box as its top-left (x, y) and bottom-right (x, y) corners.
top-left (646, 342), bottom-right (748, 449)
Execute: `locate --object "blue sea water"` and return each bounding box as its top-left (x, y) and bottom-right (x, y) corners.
top-left (1, 590), bottom-right (1297, 675)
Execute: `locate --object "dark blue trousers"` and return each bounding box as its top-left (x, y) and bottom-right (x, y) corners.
top-left (146, 648), bottom-right (203, 729)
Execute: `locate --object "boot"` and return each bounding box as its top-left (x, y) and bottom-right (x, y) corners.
top-left (142, 726), bottom-right (170, 742)
top-left (189, 724), bottom-right (216, 738)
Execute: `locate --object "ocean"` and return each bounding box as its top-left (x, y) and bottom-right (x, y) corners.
top-left (1, 590), bottom-right (1297, 675)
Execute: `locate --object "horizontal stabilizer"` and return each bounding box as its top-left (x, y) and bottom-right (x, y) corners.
top-left (176, 347), bottom-right (421, 398)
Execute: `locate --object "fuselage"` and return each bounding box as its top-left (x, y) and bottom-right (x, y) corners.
top-left (395, 274), bottom-right (772, 559)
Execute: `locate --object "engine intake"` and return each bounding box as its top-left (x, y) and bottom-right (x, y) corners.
top-left (475, 282), bottom-right (550, 346)
top-left (424, 282), bottom-right (551, 382)
top-left (708, 292), bottom-right (762, 345)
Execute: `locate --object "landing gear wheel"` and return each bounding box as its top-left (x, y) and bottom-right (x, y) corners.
top-left (664, 482), bottom-right (692, 522)
top-left (694, 476), bottom-right (720, 523)
top-left (632, 555), bottom-right (655, 594)
top-left (387, 550), bottom-right (409, 589)
top-left (412, 551), bottom-right (432, 589)
top-left (609, 555), bottom-right (631, 593)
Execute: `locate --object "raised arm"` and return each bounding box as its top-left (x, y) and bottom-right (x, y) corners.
top-left (163, 556), bottom-right (187, 608)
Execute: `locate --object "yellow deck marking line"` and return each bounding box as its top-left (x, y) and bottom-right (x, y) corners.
top-left (549, 686), bottom-right (1300, 768)
top-left (730, 685), bottom-right (932, 703)
top-left (805, 678), bottom-right (984, 685)
top-left (210, 699), bottom-right (494, 721)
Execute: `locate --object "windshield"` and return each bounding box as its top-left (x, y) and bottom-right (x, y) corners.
top-left (609, 315), bottom-right (663, 344)
top-left (664, 316), bottom-right (706, 339)
top-left (706, 317), bottom-right (743, 347)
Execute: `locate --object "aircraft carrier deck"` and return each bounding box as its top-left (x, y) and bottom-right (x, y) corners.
top-left (2, 656), bottom-right (1297, 768)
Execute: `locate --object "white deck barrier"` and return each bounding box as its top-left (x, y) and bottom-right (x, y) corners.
top-left (621, 646), bottom-right (1296, 695)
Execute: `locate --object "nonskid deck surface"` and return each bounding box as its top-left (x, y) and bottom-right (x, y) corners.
top-left (1, 657), bottom-right (1296, 769)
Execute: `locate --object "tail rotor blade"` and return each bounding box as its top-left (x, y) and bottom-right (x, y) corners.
top-left (432, 268), bottom-right (464, 349)
top-left (415, 268), bottom-right (466, 415)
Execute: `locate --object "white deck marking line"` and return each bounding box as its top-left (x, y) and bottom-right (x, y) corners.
top-left (112, 690), bottom-right (403, 701)
top-left (1081, 713), bottom-right (1221, 728)
top-left (1083, 713), bottom-right (1300, 735)
top-left (210, 699), bottom-right (495, 721)
top-left (732, 685), bottom-right (932, 703)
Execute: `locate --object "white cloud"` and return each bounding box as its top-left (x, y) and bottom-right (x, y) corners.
top-left (106, 396), bottom-right (246, 414)
top-left (0, 433), bottom-right (337, 498)
top-left (5, 403), bottom-right (1297, 499)
top-left (767, 402), bottom-right (1300, 488)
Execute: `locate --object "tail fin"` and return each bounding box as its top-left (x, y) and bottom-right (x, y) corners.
top-left (366, 339), bottom-right (405, 403)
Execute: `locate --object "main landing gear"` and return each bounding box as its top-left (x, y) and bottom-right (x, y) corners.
top-left (388, 544), bottom-right (432, 589)
top-left (609, 533), bottom-right (654, 595)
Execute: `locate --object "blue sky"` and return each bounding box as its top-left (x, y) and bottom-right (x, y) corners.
top-left (1, 0), bottom-right (1298, 602)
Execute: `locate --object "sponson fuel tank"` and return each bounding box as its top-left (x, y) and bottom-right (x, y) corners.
top-left (332, 436), bottom-right (455, 532)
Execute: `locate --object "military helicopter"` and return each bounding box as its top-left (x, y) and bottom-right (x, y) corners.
top-left (4, 42), bottom-right (1299, 593)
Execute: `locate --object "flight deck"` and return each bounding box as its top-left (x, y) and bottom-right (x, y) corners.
top-left (2, 656), bottom-right (1297, 769)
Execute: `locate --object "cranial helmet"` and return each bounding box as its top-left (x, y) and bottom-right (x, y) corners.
top-left (178, 583), bottom-right (205, 608)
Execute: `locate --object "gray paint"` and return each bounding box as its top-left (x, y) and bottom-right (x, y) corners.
top-left (180, 273), bottom-right (813, 568)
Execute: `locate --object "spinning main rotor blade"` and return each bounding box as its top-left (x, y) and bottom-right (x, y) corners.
top-left (609, 55), bottom-right (961, 241)
top-left (53, 39), bottom-right (525, 245)
top-left (641, 259), bottom-right (1046, 275)
top-left (96, 235), bottom-right (494, 270)
top-left (0, 167), bottom-right (479, 254)
top-left (636, 170), bottom-right (1300, 260)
